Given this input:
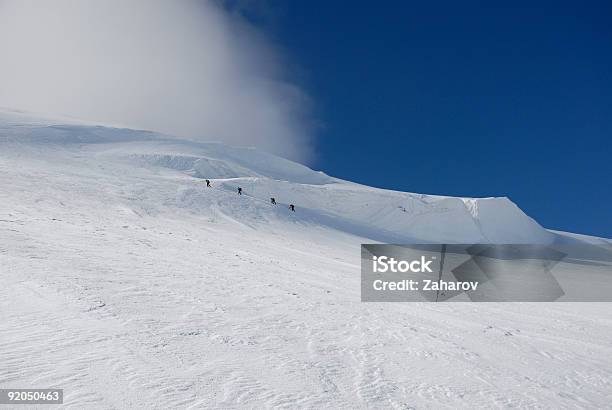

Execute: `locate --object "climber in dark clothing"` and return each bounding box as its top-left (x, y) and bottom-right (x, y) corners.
top-left (289, 204), bottom-right (295, 212)
top-left (271, 197), bottom-right (276, 205)
top-left (205, 179), bottom-right (211, 187)
top-left (237, 187), bottom-right (242, 195)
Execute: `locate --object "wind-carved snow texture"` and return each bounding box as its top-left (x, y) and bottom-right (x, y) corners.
top-left (1, 109), bottom-right (611, 409)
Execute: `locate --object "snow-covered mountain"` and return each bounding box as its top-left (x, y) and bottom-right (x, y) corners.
top-left (0, 108), bottom-right (573, 245)
top-left (1, 109), bottom-right (611, 408)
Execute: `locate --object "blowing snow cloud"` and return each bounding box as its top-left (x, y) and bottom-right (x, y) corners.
top-left (0, 0), bottom-right (315, 161)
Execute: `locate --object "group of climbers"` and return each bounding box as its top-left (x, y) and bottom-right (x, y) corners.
top-left (203, 179), bottom-right (296, 212)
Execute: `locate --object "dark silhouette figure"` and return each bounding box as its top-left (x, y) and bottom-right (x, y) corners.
top-left (271, 197), bottom-right (276, 205)
top-left (205, 179), bottom-right (211, 187)
top-left (289, 204), bottom-right (295, 212)
top-left (237, 187), bottom-right (242, 195)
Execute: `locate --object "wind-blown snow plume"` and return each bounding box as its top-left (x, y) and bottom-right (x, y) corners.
top-left (0, 0), bottom-right (315, 161)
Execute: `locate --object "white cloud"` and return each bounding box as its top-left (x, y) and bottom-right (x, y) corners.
top-left (0, 0), bottom-right (315, 162)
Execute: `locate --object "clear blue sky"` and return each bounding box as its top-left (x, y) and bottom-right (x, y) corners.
top-left (244, 1), bottom-right (611, 238)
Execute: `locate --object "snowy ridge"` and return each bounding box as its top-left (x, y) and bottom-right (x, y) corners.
top-left (116, 144), bottom-right (554, 244)
top-left (0, 112), bottom-right (556, 244)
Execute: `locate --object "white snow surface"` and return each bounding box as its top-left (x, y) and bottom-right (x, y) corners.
top-left (1, 110), bottom-right (611, 409)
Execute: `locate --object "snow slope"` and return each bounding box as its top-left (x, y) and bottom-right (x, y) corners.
top-left (0, 108), bottom-right (557, 245)
top-left (1, 111), bottom-right (611, 409)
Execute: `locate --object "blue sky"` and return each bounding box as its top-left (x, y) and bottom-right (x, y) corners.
top-left (244, 0), bottom-right (611, 238)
